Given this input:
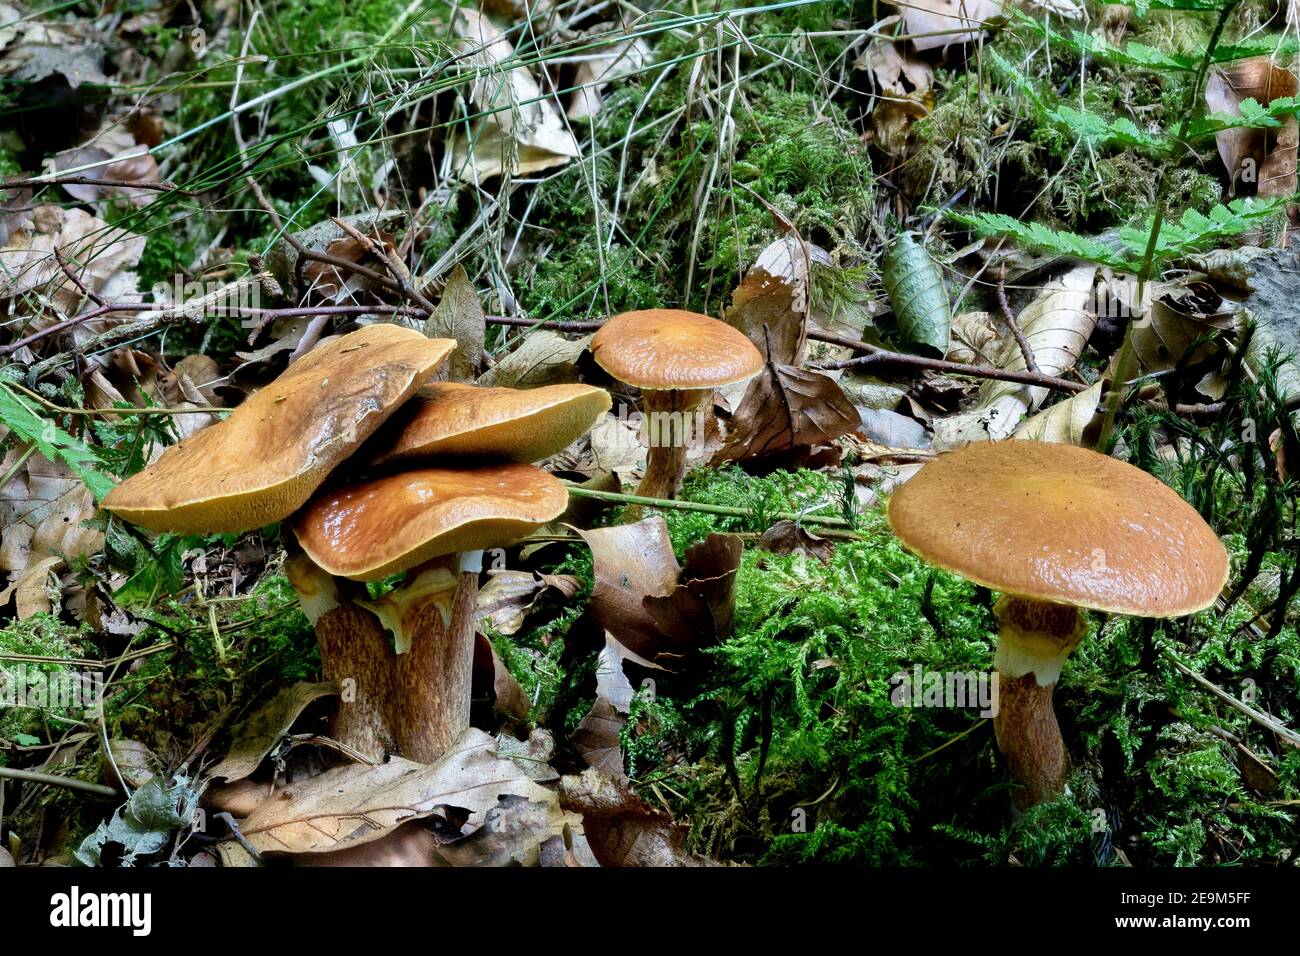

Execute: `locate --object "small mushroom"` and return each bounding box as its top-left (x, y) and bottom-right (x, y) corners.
top-left (103, 325), bottom-right (456, 533)
top-left (362, 381), bottom-right (611, 468)
top-left (291, 463), bottom-right (568, 762)
top-left (591, 309), bottom-right (762, 499)
top-left (887, 440), bottom-right (1228, 808)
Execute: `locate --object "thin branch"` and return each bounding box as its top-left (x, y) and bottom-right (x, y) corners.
top-left (996, 264), bottom-right (1040, 374)
top-left (0, 766), bottom-right (119, 798)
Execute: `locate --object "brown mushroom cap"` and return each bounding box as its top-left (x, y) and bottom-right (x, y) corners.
top-left (103, 325), bottom-right (456, 534)
top-left (364, 381), bottom-right (611, 468)
top-left (886, 440), bottom-right (1228, 617)
top-left (292, 462), bottom-right (569, 580)
top-left (591, 309), bottom-right (764, 390)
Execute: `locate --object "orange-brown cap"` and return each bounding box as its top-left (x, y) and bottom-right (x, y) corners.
top-left (103, 325), bottom-right (455, 534)
top-left (591, 309), bottom-right (764, 390)
top-left (364, 381), bottom-right (611, 468)
top-left (886, 440), bottom-right (1228, 617)
top-left (292, 462), bottom-right (568, 580)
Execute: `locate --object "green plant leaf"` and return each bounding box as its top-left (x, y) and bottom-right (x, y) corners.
top-left (0, 380), bottom-right (114, 500)
top-left (882, 233), bottom-right (950, 357)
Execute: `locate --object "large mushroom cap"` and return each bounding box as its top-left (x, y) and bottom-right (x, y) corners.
top-left (292, 462), bottom-right (569, 580)
top-left (103, 325), bottom-right (456, 534)
top-left (364, 381), bottom-right (611, 468)
top-left (591, 309), bottom-right (764, 390)
top-left (886, 440), bottom-right (1228, 617)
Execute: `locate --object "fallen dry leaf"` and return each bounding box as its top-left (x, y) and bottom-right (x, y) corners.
top-left (559, 768), bottom-right (718, 866)
top-left (1206, 58), bottom-right (1299, 201)
top-left (932, 265), bottom-right (1096, 449)
top-left (573, 696), bottom-right (628, 780)
top-left (711, 364), bottom-right (859, 465)
top-left (236, 728), bottom-right (556, 856)
top-left (1015, 379), bottom-right (1106, 446)
top-left (477, 330), bottom-right (588, 388)
top-left (725, 233), bottom-right (815, 365)
top-left (899, 0), bottom-right (1003, 52)
top-left (449, 8), bottom-right (580, 181)
top-left (425, 263), bottom-right (486, 382)
top-left (0, 449), bottom-right (102, 581)
top-left (759, 520), bottom-right (835, 564)
top-left (473, 631), bottom-right (531, 721)
top-left (207, 682), bottom-right (339, 782)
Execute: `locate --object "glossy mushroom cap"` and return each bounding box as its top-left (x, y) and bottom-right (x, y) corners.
top-left (292, 462), bottom-right (569, 580)
top-left (886, 440), bottom-right (1229, 617)
top-left (364, 381), bottom-right (611, 468)
top-left (591, 309), bottom-right (764, 390)
top-left (103, 325), bottom-right (456, 534)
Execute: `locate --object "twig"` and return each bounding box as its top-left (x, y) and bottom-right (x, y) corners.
top-left (1162, 649), bottom-right (1300, 748)
top-left (565, 485), bottom-right (857, 529)
top-left (811, 338), bottom-right (1086, 393)
top-left (2, 175), bottom-right (197, 197)
top-left (0, 766), bottom-right (119, 798)
top-left (996, 264), bottom-right (1040, 374)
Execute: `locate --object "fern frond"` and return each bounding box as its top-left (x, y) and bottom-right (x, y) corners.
top-left (1118, 197), bottom-right (1289, 260)
top-left (945, 212), bottom-right (1131, 268)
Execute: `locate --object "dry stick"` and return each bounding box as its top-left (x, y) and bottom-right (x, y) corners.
top-left (0, 766), bottom-right (119, 798)
top-left (566, 485), bottom-right (856, 529)
top-left (996, 264), bottom-right (1040, 374)
top-left (2, 175), bottom-right (198, 197)
top-left (1162, 649), bottom-right (1300, 748)
top-left (331, 216), bottom-right (437, 314)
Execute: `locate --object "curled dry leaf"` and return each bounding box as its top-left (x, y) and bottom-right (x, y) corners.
top-left (473, 631), bottom-right (531, 721)
top-left (573, 696), bottom-right (627, 780)
top-left (579, 517), bottom-right (742, 668)
top-left (425, 263), bottom-right (486, 382)
top-left (567, 31), bottom-right (651, 120)
top-left (559, 768), bottom-right (719, 867)
top-left (0, 554), bottom-right (62, 619)
top-left (898, 0), bottom-right (1003, 52)
top-left (725, 233), bottom-right (815, 365)
top-left (932, 265), bottom-right (1096, 450)
top-left (759, 519), bottom-right (835, 564)
top-left (206, 682), bottom-right (339, 782)
top-left (235, 728), bottom-right (556, 856)
top-left (712, 364), bottom-right (859, 465)
top-left (449, 8), bottom-right (580, 181)
top-left (51, 121), bottom-right (161, 207)
top-left (0, 1), bottom-right (108, 86)
top-left (1014, 379), bottom-right (1106, 446)
top-left (857, 17), bottom-right (933, 96)
top-left (1131, 278), bottom-right (1240, 373)
top-left (476, 568), bottom-right (580, 635)
top-left (1205, 58), bottom-right (1298, 201)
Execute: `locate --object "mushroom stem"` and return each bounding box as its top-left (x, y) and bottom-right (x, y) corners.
top-left (991, 596), bottom-right (1086, 809)
top-left (637, 388), bottom-right (709, 501)
top-left (286, 555), bottom-right (396, 761)
top-left (391, 551), bottom-right (483, 763)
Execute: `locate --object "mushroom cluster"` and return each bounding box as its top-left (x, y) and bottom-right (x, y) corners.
top-left (104, 325), bottom-right (610, 763)
top-left (888, 440), bottom-right (1228, 808)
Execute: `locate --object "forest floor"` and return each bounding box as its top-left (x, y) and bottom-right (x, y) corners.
top-left (0, 0), bottom-right (1298, 867)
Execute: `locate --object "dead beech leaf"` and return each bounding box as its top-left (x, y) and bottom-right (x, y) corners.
top-left (580, 518), bottom-right (742, 667)
top-left (207, 682), bottom-right (339, 782)
top-left (0, 3), bottom-right (108, 86)
top-left (932, 265), bottom-right (1096, 450)
top-left (580, 517), bottom-right (680, 657)
top-left (899, 0), bottom-right (1003, 52)
top-left (473, 631), bottom-right (530, 721)
top-left (477, 330), bottom-right (588, 388)
top-left (759, 520), bottom-right (835, 564)
top-left (1131, 278), bottom-right (1239, 374)
top-left (0, 554), bottom-right (62, 619)
top-left (711, 364), bottom-right (859, 465)
top-left (434, 793), bottom-right (589, 866)
top-left (573, 696), bottom-right (627, 780)
top-left (725, 233), bottom-right (814, 364)
top-left (51, 121), bottom-right (160, 207)
top-left (237, 728), bottom-right (556, 856)
top-left (425, 263), bottom-right (486, 382)
top-left (559, 769), bottom-right (718, 867)
top-left (1015, 379), bottom-right (1106, 446)
top-left (0, 450), bottom-right (102, 580)
top-left (567, 31), bottom-right (651, 120)
top-left (449, 8), bottom-right (580, 181)
top-left (0, 205), bottom-right (144, 328)
top-left (476, 568), bottom-right (579, 636)
top-left (856, 18), bottom-right (932, 96)
top-left (1206, 58), bottom-right (1298, 200)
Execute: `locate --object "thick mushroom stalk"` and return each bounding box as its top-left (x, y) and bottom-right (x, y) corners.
top-left (363, 554), bottom-right (483, 762)
top-left (286, 554), bottom-right (396, 760)
top-left (991, 596), bottom-right (1086, 809)
top-left (638, 387), bottom-right (710, 501)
